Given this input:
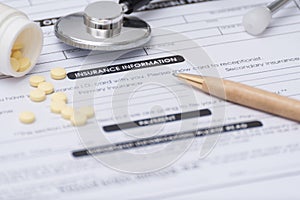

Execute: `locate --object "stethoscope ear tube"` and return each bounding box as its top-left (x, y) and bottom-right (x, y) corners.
top-left (267, 0), bottom-right (291, 13)
top-left (119, 0), bottom-right (152, 14)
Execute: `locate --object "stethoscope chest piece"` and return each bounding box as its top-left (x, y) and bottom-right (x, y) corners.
top-left (55, 1), bottom-right (151, 51)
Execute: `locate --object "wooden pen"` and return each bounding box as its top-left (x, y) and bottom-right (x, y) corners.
top-left (175, 73), bottom-right (300, 122)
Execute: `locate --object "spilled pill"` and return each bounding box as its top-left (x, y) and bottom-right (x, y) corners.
top-left (19, 111), bottom-right (35, 124)
top-left (71, 112), bottom-right (87, 126)
top-left (38, 82), bottom-right (54, 95)
top-left (30, 89), bottom-right (46, 102)
top-left (51, 92), bottom-right (68, 103)
top-left (79, 106), bottom-right (95, 119)
top-left (29, 75), bottom-right (45, 87)
top-left (51, 67), bottom-right (67, 80)
top-left (61, 106), bottom-right (74, 120)
top-left (51, 100), bottom-right (67, 114)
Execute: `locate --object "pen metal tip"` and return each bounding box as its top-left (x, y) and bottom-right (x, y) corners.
top-left (173, 73), bottom-right (205, 86)
top-left (172, 73), bottom-right (191, 80)
top-left (172, 73), bottom-right (179, 78)
top-left (172, 73), bottom-right (189, 81)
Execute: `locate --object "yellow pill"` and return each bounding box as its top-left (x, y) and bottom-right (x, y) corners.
top-left (51, 92), bottom-right (68, 103)
top-left (38, 82), bottom-right (54, 95)
top-left (11, 50), bottom-right (23, 59)
top-left (18, 57), bottom-right (31, 72)
top-left (30, 89), bottom-right (46, 102)
top-left (61, 106), bottom-right (74, 120)
top-left (51, 67), bottom-right (67, 80)
top-left (12, 43), bottom-right (23, 51)
top-left (79, 106), bottom-right (95, 119)
top-left (10, 58), bottom-right (20, 72)
top-left (19, 111), bottom-right (35, 124)
top-left (51, 100), bottom-right (67, 114)
top-left (71, 112), bottom-right (87, 127)
top-left (29, 75), bottom-right (46, 87)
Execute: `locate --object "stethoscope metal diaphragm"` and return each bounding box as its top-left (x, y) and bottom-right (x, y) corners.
top-left (55, 1), bottom-right (151, 51)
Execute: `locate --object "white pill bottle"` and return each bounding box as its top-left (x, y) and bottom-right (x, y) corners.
top-left (0, 3), bottom-right (43, 77)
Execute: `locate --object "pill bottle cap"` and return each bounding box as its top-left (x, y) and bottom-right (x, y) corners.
top-left (0, 13), bottom-right (43, 77)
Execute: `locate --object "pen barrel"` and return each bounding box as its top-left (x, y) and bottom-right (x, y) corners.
top-left (202, 77), bottom-right (300, 122)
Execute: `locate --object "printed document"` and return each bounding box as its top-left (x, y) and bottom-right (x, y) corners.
top-left (0, 0), bottom-right (300, 199)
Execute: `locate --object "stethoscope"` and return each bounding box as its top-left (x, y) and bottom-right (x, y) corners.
top-left (55, 0), bottom-right (292, 51)
top-left (55, 0), bottom-right (152, 51)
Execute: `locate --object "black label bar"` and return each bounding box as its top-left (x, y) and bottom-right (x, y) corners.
top-left (103, 109), bottom-right (211, 132)
top-left (67, 55), bottom-right (185, 80)
top-left (72, 121), bottom-right (263, 157)
top-left (35, 17), bottom-right (60, 27)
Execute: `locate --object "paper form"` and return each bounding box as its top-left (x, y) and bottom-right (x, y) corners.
top-left (0, 0), bottom-right (300, 199)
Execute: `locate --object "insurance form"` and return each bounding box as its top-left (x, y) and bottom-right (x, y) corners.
top-left (1, 0), bottom-right (300, 199)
